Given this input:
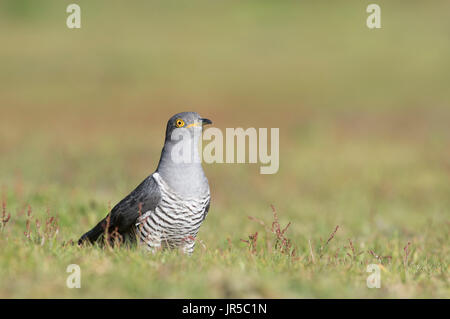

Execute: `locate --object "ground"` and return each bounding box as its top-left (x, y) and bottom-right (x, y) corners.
top-left (0, 1), bottom-right (449, 298)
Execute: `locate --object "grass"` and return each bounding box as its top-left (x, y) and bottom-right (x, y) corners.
top-left (0, 180), bottom-right (448, 298)
top-left (0, 1), bottom-right (449, 298)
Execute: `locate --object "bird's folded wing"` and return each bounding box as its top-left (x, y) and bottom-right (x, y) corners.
top-left (78, 174), bottom-right (162, 244)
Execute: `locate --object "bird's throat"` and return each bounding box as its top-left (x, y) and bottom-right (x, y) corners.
top-left (156, 139), bottom-right (208, 197)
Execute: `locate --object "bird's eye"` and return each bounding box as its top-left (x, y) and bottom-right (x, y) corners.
top-left (175, 119), bottom-right (185, 128)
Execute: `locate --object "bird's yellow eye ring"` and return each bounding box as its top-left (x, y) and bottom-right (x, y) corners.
top-left (175, 119), bottom-right (185, 128)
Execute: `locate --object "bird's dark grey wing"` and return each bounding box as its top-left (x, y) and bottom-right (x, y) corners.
top-left (78, 174), bottom-right (161, 245)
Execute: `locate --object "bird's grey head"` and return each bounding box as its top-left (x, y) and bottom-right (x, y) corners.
top-left (156, 112), bottom-right (212, 196)
top-left (164, 112), bottom-right (212, 142)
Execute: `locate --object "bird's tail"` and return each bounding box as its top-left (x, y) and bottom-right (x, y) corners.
top-left (78, 218), bottom-right (106, 245)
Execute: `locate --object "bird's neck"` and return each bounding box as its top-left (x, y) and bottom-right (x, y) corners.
top-left (156, 137), bottom-right (208, 197)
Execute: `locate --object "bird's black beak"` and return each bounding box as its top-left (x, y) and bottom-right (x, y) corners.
top-left (201, 118), bottom-right (212, 126)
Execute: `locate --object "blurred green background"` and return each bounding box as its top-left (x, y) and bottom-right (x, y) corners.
top-left (0, 0), bottom-right (449, 298)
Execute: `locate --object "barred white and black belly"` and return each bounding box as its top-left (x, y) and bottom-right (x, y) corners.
top-left (135, 173), bottom-right (210, 254)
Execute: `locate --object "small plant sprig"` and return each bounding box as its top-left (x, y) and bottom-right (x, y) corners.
top-left (270, 205), bottom-right (293, 255)
top-left (109, 226), bottom-right (124, 248)
top-left (368, 249), bottom-right (392, 265)
top-left (345, 238), bottom-right (364, 264)
top-left (1, 196), bottom-right (11, 231)
top-left (24, 205), bottom-right (32, 239)
top-left (318, 225), bottom-right (340, 259)
top-left (403, 241), bottom-right (411, 268)
top-left (241, 231), bottom-right (258, 254)
top-left (44, 209), bottom-right (59, 240)
top-left (23, 206), bottom-right (59, 245)
top-left (245, 205), bottom-right (296, 257)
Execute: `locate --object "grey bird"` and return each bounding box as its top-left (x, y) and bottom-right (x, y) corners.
top-left (78, 112), bottom-right (212, 254)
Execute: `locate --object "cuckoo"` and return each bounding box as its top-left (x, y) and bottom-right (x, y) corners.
top-left (78, 112), bottom-right (212, 254)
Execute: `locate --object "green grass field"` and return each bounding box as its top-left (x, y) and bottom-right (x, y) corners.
top-left (0, 1), bottom-right (449, 298)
